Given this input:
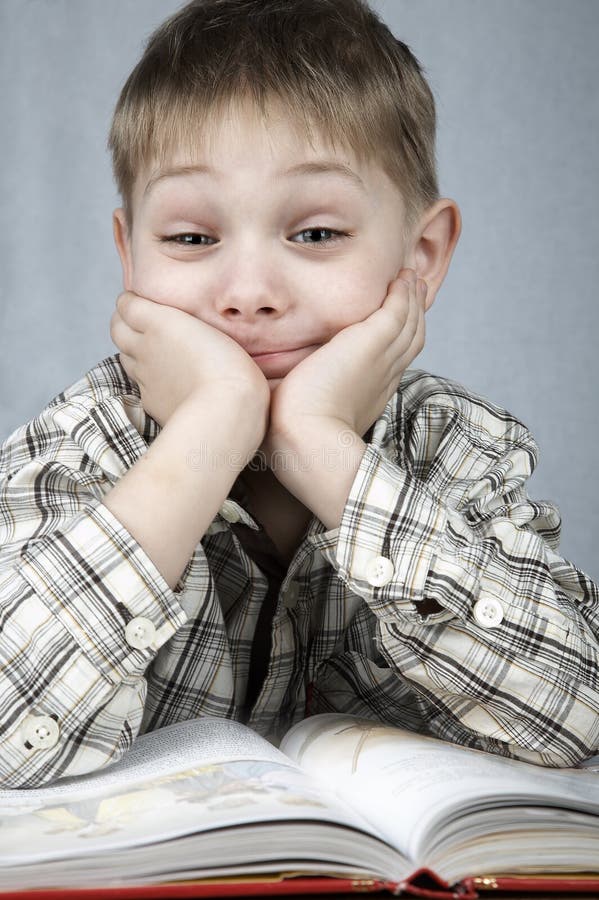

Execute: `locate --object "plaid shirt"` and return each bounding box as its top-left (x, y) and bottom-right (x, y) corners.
top-left (1, 353), bottom-right (598, 787)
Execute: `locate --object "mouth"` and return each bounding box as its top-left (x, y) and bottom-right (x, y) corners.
top-left (250, 344), bottom-right (319, 375)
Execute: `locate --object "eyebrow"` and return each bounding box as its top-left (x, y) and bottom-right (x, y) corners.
top-left (143, 160), bottom-right (367, 198)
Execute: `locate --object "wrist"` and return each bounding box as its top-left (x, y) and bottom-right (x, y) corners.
top-left (267, 417), bottom-right (367, 532)
top-left (173, 388), bottom-right (266, 453)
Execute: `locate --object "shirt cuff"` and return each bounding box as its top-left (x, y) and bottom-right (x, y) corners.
top-left (311, 443), bottom-right (479, 622)
top-left (18, 498), bottom-right (189, 682)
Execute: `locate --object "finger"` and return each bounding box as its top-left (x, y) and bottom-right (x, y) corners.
top-left (115, 291), bottom-right (146, 332)
top-left (394, 288), bottom-right (426, 370)
top-left (404, 285), bottom-right (425, 348)
top-left (412, 290), bottom-right (426, 354)
top-left (110, 309), bottom-right (140, 355)
top-left (396, 267), bottom-right (417, 288)
top-left (384, 279), bottom-right (424, 360)
top-left (395, 272), bottom-right (426, 327)
top-left (382, 272), bottom-right (418, 331)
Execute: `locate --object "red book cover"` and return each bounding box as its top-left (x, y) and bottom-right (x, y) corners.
top-left (3, 870), bottom-right (599, 899)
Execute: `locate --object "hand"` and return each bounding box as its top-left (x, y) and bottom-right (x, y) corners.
top-left (265, 268), bottom-right (427, 446)
top-left (109, 291), bottom-right (270, 428)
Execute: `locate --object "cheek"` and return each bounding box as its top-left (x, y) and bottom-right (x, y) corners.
top-left (321, 272), bottom-right (390, 332)
top-left (130, 252), bottom-right (198, 313)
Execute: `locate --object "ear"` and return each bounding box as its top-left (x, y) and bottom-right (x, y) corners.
top-left (406, 199), bottom-right (462, 312)
top-left (112, 208), bottom-right (134, 292)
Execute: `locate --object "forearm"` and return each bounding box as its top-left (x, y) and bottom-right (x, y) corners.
top-left (314, 440), bottom-right (599, 766)
top-left (103, 390), bottom-right (266, 591)
top-left (269, 417), bottom-right (367, 530)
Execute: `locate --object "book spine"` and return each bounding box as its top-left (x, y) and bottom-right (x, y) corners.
top-left (0, 877), bottom-right (401, 900)
top-left (399, 868), bottom-right (477, 899)
top-left (467, 874), bottom-right (599, 894)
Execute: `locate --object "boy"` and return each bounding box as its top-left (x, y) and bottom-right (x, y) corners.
top-left (1, 0), bottom-right (598, 789)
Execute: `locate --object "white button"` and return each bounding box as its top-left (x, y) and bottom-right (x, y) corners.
top-left (21, 715), bottom-right (60, 750)
top-left (365, 555), bottom-right (395, 587)
top-left (220, 500), bottom-right (242, 523)
top-left (473, 597), bottom-right (504, 628)
top-left (125, 616), bottom-right (157, 649)
top-left (283, 583), bottom-right (300, 609)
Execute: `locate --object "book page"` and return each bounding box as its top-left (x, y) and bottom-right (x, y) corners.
top-left (281, 714), bottom-right (599, 864)
top-left (0, 716), bottom-right (387, 869)
top-left (1, 717), bottom-right (286, 806)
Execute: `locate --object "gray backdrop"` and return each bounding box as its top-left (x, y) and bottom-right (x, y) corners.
top-left (1, 0), bottom-right (597, 581)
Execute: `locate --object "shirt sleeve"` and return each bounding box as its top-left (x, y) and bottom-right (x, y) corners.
top-left (0, 399), bottom-right (190, 788)
top-left (326, 396), bottom-right (599, 767)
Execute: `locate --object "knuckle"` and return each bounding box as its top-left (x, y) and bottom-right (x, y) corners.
top-left (381, 302), bottom-right (399, 322)
top-left (118, 290), bottom-right (139, 309)
top-left (396, 267), bottom-right (413, 284)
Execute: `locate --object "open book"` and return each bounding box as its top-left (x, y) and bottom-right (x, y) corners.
top-left (1, 713), bottom-right (599, 898)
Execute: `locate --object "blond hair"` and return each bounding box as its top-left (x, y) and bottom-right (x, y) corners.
top-left (108, 0), bottom-right (439, 236)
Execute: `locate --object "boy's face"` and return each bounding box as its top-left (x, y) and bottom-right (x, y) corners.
top-left (114, 100), bottom-right (418, 385)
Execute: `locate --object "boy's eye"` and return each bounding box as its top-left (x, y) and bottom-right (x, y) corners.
top-left (161, 233), bottom-right (213, 246)
top-left (160, 227), bottom-right (349, 249)
top-left (290, 227), bottom-right (348, 247)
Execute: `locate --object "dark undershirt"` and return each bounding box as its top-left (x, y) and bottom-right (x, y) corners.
top-left (228, 424), bottom-right (385, 720)
top-left (228, 480), bottom-right (289, 721)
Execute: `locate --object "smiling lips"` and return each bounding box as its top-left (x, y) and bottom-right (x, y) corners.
top-left (249, 344), bottom-right (319, 375)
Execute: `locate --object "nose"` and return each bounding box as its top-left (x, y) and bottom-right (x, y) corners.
top-left (214, 255), bottom-right (286, 321)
